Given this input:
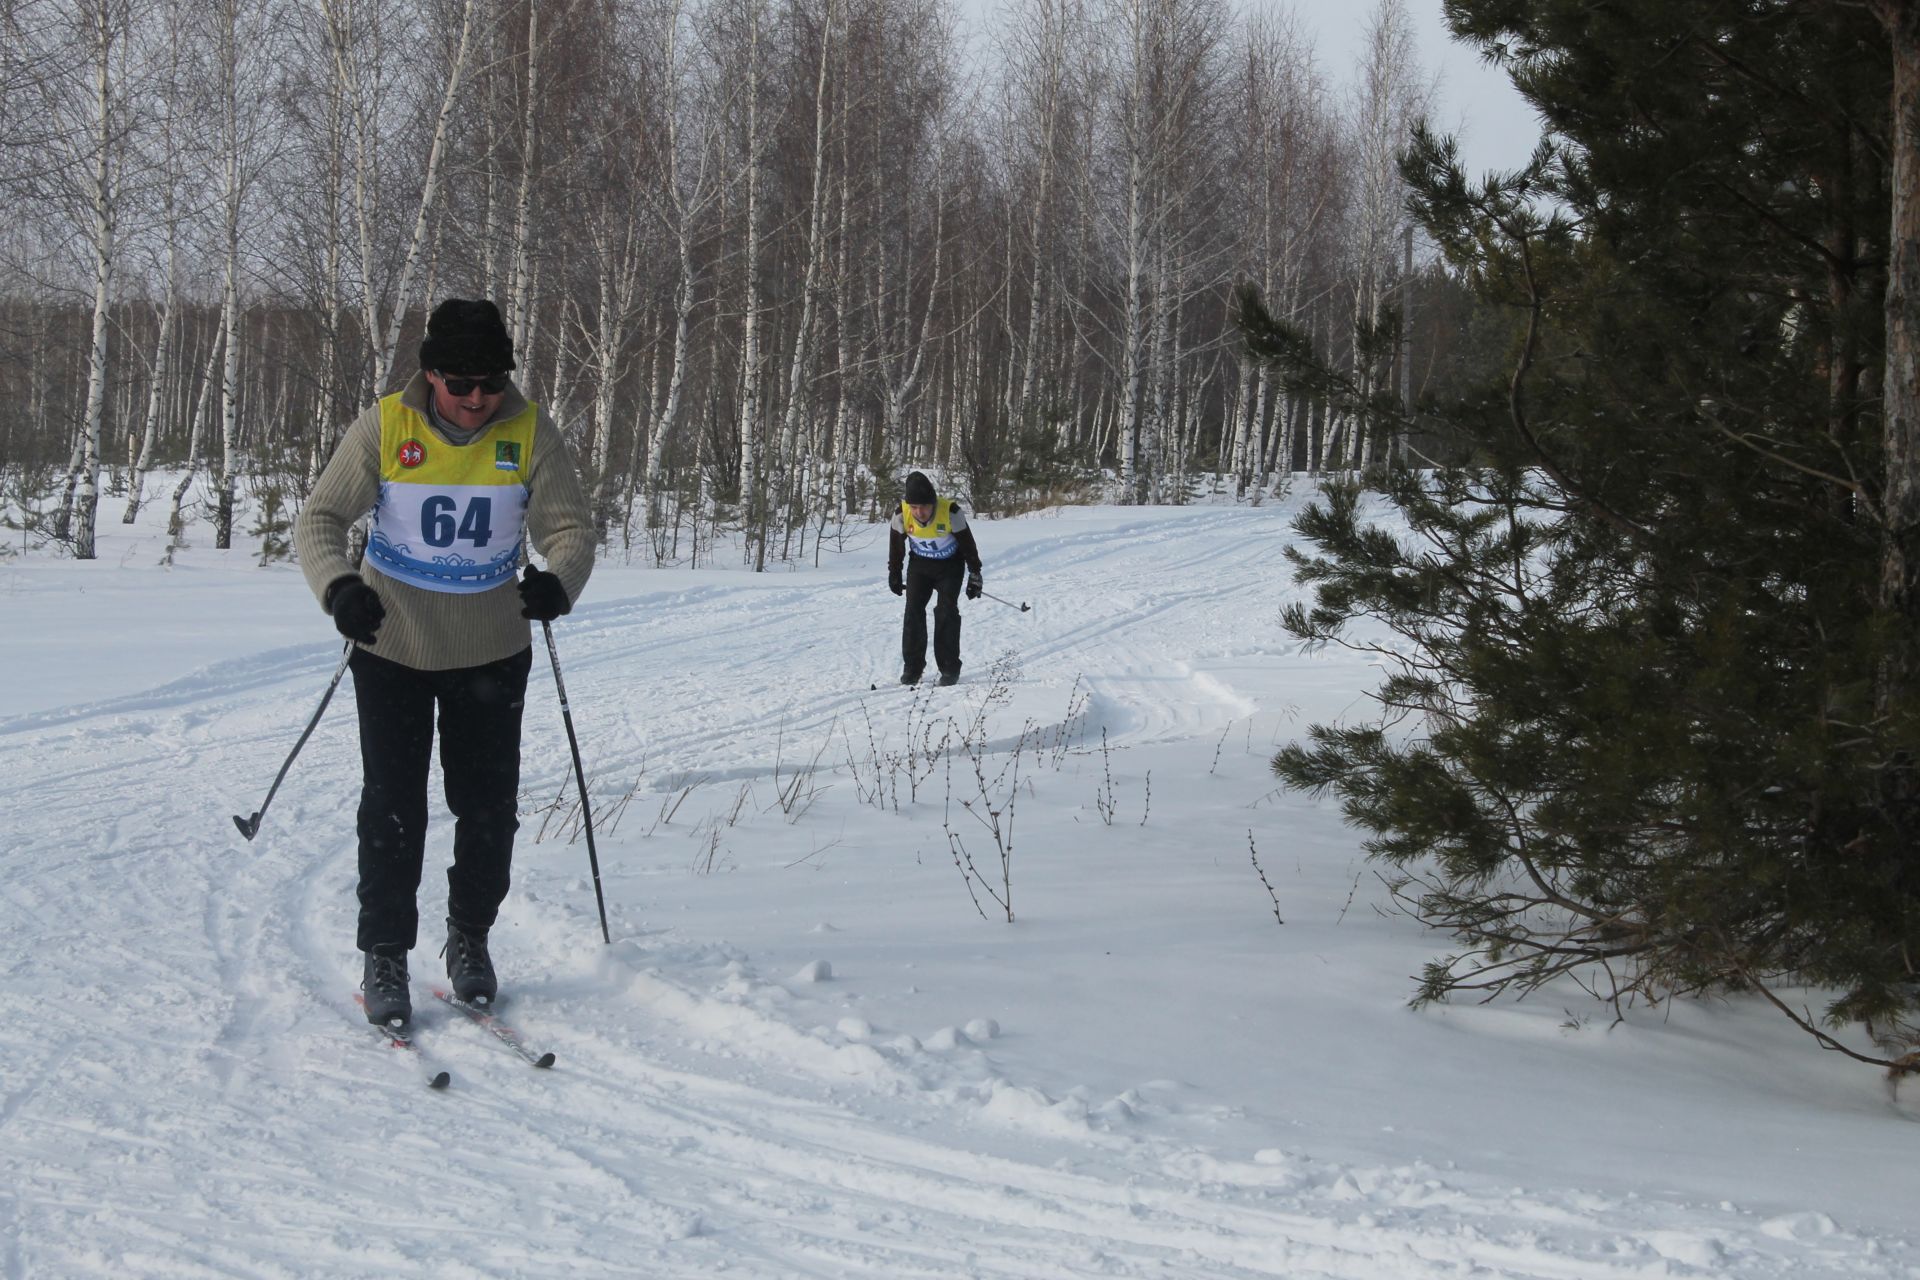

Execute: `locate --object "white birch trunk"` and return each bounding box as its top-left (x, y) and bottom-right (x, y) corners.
top-left (506, 1), bottom-right (538, 353)
top-left (124, 266), bottom-right (175, 524)
top-left (1228, 356), bottom-right (1253, 496)
top-left (308, 58), bottom-right (347, 488)
top-left (832, 88), bottom-right (855, 517)
top-left (333, 0), bottom-right (478, 392)
top-left (736, 0), bottom-right (764, 504)
top-left (168, 314), bottom-right (225, 543)
top-left (641, 0), bottom-right (719, 530)
top-left (1117, 144), bottom-right (1148, 503)
top-left (587, 210), bottom-right (642, 537)
top-left (1147, 228), bottom-right (1174, 502)
top-left (481, 0), bottom-right (500, 294)
top-left (590, 239), bottom-right (620, 502)
top-left (776, 1), bottom-right (838, 513)
top-left (73, 0), bottom-right (116, 560)
top-left (214, 0), bottom-right (245, 550)
top-left (645, 252), bottom-right (695, 529)
top-left (882, 189), bottom-right (944, 454)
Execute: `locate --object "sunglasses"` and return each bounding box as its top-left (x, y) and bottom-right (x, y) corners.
top-left (437, 371), bottom-right (511, 396)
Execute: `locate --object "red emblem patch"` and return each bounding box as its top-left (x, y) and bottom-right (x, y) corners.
top-left (398, 439), bottom-right (426, 468)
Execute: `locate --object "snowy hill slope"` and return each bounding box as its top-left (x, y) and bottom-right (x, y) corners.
top-left (1, 497), bottom-right (1915, 1278)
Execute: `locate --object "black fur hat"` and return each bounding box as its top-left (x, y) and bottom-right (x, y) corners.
top-left (903, 471), bottom-right (936, 505)
top-left (419, 299), bottom-right (516, 375)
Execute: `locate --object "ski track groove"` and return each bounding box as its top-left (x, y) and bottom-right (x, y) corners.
top-left (524, 519), bottom-right (1288, 795)
top-left (2, 507), bottom-right (1290, 832)
top-left (3, 505), bottom-right (1904, 1278)
top-left (368, 1029), bottom-right (1530, 1280)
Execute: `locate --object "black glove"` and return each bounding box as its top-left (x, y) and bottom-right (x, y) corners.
top-left (326, 576), bottom-right (385, 645)
top-left (966, 569), bottom-right (983, 600)
top-left (518, 565), bottom-right (571, 621)
top-left (889, 570), bottom-right (905, 596)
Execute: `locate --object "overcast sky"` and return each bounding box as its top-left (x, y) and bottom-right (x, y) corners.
top-left (955, 0), bottom-right (1545, 181)
top-left (1288, 0), bottom-right (1541, 177)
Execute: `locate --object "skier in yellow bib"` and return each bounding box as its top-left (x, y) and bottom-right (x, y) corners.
top-left (295, 299), bottom-right (595, 1027)
top-left (887, 471), bottom-right (984, 685)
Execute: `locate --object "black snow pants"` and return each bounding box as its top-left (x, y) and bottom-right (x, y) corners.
top-left (348, 645), bottom-right (532, 954)
top-left (902, 554), bottom-right (964, 678)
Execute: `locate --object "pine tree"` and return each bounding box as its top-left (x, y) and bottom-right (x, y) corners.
top-left (252, 484), bottom-right (293, 566)
top-left (1252, 0), bottom-right (1920, 1070)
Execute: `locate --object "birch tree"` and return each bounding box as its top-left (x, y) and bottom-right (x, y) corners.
top-left (165, 312), bottom-right (224, 550)
top-left (1324, 0), bottom-right (1427, 473)
top-left (1229, 9), bottom-right (1332, 494)
top-left (69, 0), bottom-right (127, 559)
top-left (210, 0), bottom-right (247, 547)
top-left (280, 0), bottom-right (358, 481)
top-left (1090, 0), bottom-right (1227, 502)
top-left (733, 0), bottom-right (767, 514)
top-left (122, 66), bottom-right (180, 523)
top-left (636, 0), bottom-right (731, 532)
top-left (4, 0), bottom-right (141, 554)
top-left (854, 0), bottom-right (954, 470)
top-left (996, 0), bottom-right (1084, 436)
top-left (773, 0), bottom-right (840, 527)
top-left (327, 0), bottom-right (478, 393)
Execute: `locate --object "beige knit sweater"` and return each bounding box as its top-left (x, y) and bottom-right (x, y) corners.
top-left (296, 373), bottom-right (596, 671)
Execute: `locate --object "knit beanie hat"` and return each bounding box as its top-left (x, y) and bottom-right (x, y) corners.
top-left (419, 299), bottom-right (516, 375)
top-left (903, 471), bottom-right (936, 505)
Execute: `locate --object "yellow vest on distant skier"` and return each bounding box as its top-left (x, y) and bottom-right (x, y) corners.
top-left (901, 497), bottom-right (959, 560)
top-left (365, 393), bottom-right (538, 594)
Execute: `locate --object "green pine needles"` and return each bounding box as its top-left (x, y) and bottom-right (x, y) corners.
top-left (1256, 0), bottom-right (1920, 1073)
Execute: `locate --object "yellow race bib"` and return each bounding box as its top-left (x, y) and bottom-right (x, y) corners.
top-left (365, 394), bottom-right (538, 594)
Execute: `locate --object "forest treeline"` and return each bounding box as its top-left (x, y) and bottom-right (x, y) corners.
top-left (0, 0), bottom-right (1488, 565)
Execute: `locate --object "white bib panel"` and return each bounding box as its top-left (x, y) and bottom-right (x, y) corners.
top-left (368, 481), bottom-right (529, 593)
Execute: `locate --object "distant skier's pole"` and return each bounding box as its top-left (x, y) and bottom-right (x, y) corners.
top-left (542, 621), bottom-right (611, 945)
top-left (232, 641), bottom-right (353, 841)
top-left (980, 590), bottom-right (1030, 614)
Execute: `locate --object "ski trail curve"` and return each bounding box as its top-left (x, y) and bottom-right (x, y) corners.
top-left (1, 503), bottom-right (1909, 1278)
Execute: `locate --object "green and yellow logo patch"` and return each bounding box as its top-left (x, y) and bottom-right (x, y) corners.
top-left (494, 440), bottom-right (522, 472)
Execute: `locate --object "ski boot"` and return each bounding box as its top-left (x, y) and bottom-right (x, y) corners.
top-left (443, 920), bottom-right (498, 1006)
top-left (361, 950), bottom-right (412, 1025)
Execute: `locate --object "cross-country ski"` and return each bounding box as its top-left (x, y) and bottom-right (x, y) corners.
top-left (354, 995), bottom-right (452, 1090)
top-left (433, 988), bottom-right (557, 1069)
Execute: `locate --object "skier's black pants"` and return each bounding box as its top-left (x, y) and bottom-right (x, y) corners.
top-left (902, 555), bottom-right (964, 677)
top-left (348, 645), bottom-right (532, 954)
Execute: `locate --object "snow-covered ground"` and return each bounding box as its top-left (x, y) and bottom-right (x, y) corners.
top-left (2, 484), bottom-right (1916, 1279)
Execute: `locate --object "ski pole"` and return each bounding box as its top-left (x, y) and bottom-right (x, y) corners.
top-left (232, 640), bottom-right (353, 841)
top-left (980, 590), bottom-right (1030, 613)
top-left (543, 621), bottom-right (611, 945)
